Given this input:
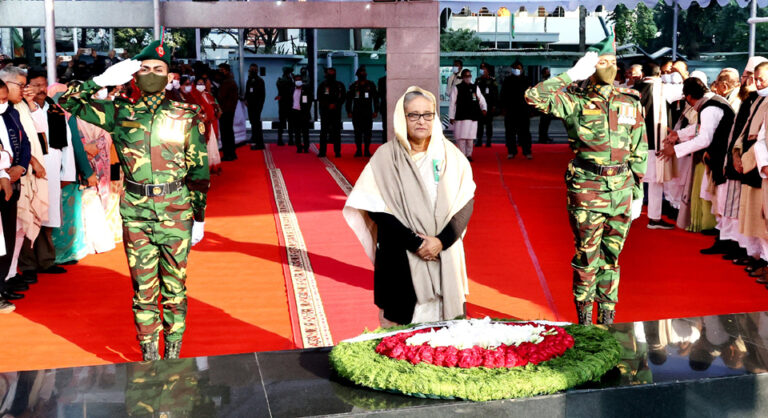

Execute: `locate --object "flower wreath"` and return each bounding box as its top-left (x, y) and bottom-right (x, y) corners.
top-left (330, 320), bottom-right (621, 402)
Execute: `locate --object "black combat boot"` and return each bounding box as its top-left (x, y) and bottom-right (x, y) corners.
top-left (597, 309), bottom-right (615, 325)
top-left (140, 340), bottom-right (160, 361)
top-left (575, 301), bottom-right (593, 325)
top-left (165, 340), bottom-right (182, 359)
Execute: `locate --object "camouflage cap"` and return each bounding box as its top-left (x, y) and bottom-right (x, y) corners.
top-left (587, 33), bottom-right (616, 57)
top-left (134, 40), bottom-right (170, 66)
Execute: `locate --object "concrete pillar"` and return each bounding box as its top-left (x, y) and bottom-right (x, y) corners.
top-left (153, 0), bottom-right (161, 40)
top-left (195, 28), bottom-right (201, 61)
top-left (238, 28), bottom-right (245, 96)
top-left (385, 3), bottom-right (440, 142)
top-left (0, 28), bottom-right (12, 57)
top-left (44, 0), bottom-right (56, 82)
top-left (749, 0), bottom-right (757, 58)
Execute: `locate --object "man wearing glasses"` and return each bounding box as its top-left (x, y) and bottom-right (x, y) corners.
top-left (59, 38), bottom-right (210, 361)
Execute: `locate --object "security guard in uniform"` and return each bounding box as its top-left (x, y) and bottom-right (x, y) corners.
top-left (525, 34), bottom-right (647, 326)
top-left (316, 67), bottom-right (345, 157)
top-left (60, 37), bottom-right (210, 361)
top-left (346, 66), bottom-right (379, 157)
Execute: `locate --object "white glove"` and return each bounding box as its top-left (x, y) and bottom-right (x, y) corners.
top-left (565, 52), bottom-right (599, 81)
top-left (93, 59), bottom-right (141, 87)
top-left (191, 221), bottom-right (205, 246)
top-left (630, 199), bottom-right (643, 221)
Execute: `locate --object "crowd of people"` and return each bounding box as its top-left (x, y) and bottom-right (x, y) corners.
top-left (621, 56), bottom-right (768, 289)
top-left (0, 49), bottom-right (229, 315)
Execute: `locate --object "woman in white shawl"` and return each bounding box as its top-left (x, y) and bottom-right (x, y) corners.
top-left (343, 86), bottom-right (476, 327)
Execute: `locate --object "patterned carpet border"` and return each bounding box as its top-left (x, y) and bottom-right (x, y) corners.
top-left (264, 145), bottom-right (334, 348)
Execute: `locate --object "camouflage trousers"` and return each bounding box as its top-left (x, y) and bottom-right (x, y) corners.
top-left (123, 220), bottom-right (192, 344)
top-left (567, 186), bottom-right (632, 312)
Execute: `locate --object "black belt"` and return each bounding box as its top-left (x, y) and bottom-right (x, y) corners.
top-left (572, 158), bottom-right (628, 177)
top-left (125, 179), bottom-right (184, 197)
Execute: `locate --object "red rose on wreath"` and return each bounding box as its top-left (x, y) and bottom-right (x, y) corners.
top-left (376, 323), bottom-right (574, 369)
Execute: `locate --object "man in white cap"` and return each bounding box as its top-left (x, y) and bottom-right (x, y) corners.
top-left (703, 57), bottom-right (767, 262)
top-left (732, 59), bottom-right (768, 282)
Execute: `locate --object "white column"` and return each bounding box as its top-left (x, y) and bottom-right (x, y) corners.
top-left (238, 28), bottom-right (245, 96)
top-left (672, 0), bottom-right (678, 61)
top-left (44, 0), bottom-right (56, 81)
top-left (73, 28), bottom-right (78, 54)
top-left (0, 29), bottom-right (12, 56)
top-left (195, 28), bottom-right (201, 61)
top-left (749, 0), bottom-right (757, 58)
top-left (153, 0), bottom-right (161, 40)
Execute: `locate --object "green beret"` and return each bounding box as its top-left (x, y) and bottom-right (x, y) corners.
top-left (134, 40), bottom-right (170, 66)
top-left (587, 33), bottom-right (616, 56)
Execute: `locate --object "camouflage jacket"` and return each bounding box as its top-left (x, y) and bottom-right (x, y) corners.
top-left (59, 79), bottom-right (210, 223)
top-left (525, 73), bottom-right (648, 200)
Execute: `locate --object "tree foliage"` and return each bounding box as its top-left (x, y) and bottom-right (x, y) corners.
top-left (610, 4), bottom-right (658, 48)
top-left (369, 29), bottom-right (387, 51)
top-left (612, 1), bottom-right (768, 59)
top-left (440, 29), bottom-right (482, 52)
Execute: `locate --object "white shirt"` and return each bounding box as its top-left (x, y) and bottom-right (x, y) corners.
top-left (674, 104), bottom-right (724, 158)
top-left (0, 116), bottom-right (13, 181)
top-left (754, 125), bottom-right (768, 178)
top-left (292, 88), bottom-right (302, 111)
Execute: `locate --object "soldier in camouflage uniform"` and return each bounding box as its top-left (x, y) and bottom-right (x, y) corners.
top-left (525, 34), bottom-right (648, 325)
top-left (60, 38), bottom-right (210, 360)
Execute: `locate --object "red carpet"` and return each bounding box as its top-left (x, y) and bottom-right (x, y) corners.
top-left (0, 150), bottom-right (295, 372)
top-left (328, 143), bottom-right (768, 323)
top-left (1, 141), bottom-right (767, 373)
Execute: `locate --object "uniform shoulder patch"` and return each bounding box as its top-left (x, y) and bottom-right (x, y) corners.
top-left (170, 100), bottom-right (200, 113)
top-left (616, 87), bottom-right (641, 100)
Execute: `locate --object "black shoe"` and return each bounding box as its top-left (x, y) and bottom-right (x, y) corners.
top-left (701, 228), bottom-right (719, 236)
top-left (6, 280), bottom-right (28, 292)
top-left (317, 152), bottom-right (326, 158)
top-left (41, 266), bottom-right (67, 274)
top-left (18, 272), bottom-right (37, 284)
top-left (297, 148), bottom-right (304, 153)
top-left (335, 153), bottom-right (341, 158)
top-left (364, 150), bottom-right (372, 157)
top-left (475, 141), bottom-right (482, 147)
top-left (722, 251), bottom-right (741, 261)
top-left (59, 260), bottom-right (78, 266)
top-left (700, 239), bottom-right (728, 255)
top-left (288, 140), bottom-right (295, 146)
top-left (277, 140), bottom-right (285, 146)
top-left (485, 142), bottom-right (492, 148)
top-left (0, 290), bottom-right (23, 300)
top-left (734, 256), bottom-right (754, 266)
top-left (524, 154), bottom-right (533, 160)
top-left (354, 150), bottom-right (363, 157)
top-left (467, 156), bottom-right (473, 162)
top-left (647, 219), bottom-right (675, 230)
top-left (746, 259), bottom-right (767, 273)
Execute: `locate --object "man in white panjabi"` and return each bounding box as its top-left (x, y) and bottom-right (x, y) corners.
top-left (449, 69), bottom-right (487, 162)
top-left (18, 70), bottom-right (74, 278)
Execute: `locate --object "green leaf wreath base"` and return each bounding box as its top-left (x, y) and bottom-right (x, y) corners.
top-left (329, 323), bottom-right (621, 402)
